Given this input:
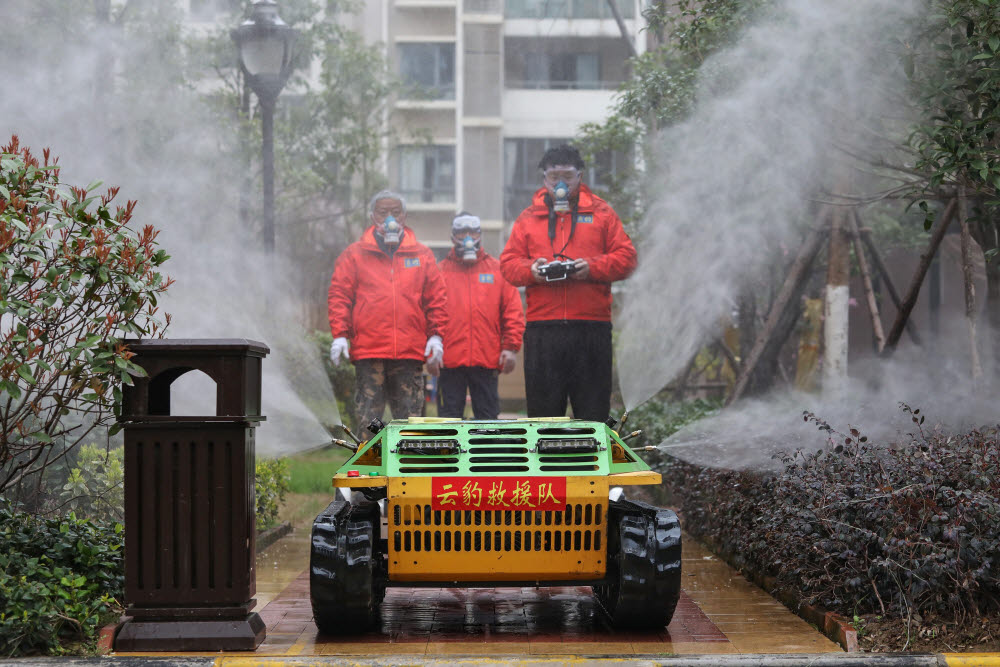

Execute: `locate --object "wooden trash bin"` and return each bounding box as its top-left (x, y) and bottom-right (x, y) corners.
top-left (114, 339), bottom-right (269, 652)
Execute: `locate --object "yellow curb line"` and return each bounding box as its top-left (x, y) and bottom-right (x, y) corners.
top-left (942, 654), bottom-right (1000, 667)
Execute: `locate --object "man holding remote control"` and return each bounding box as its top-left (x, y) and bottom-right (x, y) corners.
top-left (500, 144), bottom-right (637, 421)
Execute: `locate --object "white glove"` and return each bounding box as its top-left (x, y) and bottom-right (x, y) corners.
top-left (424, 335), bottom-right (443, 377)
top-left (329, 337), bottom-right (350, 366)
top-left (499, 350), bottom-right (517, 374)
top-left (424, 335), bottom-right (443, 363)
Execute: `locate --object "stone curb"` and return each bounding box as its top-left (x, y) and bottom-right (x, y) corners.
top-left (256, 521), bottom-right (293, 553)
top-left (10, 653), bottom-right (1000, 665)
top-left (695, 532), bottom-right (858, 652)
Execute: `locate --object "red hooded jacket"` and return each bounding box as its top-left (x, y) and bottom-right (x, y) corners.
top-left (327, 225), bottom-right (447, 361)
top-left (439, 249), bottom-right (525, 370)
top-left (499, 184), bottom-right (637, 322)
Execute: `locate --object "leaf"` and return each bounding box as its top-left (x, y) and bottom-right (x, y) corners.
top-left (16, 364), bottom-right (36, 384)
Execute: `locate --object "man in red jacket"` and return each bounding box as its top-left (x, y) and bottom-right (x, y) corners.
top-left (499, 144), bottom-right (636, 421)
top-left (433, 212), bottom-right (525, 419)
top-left (327, 190), bottom-right (448, 430)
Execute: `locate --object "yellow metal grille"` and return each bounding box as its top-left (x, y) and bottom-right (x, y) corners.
top-left (387, 477), bottom-right (608, 582)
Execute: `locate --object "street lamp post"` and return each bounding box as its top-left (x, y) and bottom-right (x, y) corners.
top-left (232, 0), bottom-right (295, 253)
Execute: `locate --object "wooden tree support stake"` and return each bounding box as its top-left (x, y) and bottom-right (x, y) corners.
top-left (726, 214), bottom-right (830, 406)
top-left (855, 210), bottom-right (920, 346)
top-left (846, 210), bottom-right (885, 352)
top-left (882, 198), bottom-right (957, 353)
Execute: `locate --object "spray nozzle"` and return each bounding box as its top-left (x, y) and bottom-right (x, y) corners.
top-left (340, 424), bottom-right (362, 446)
top-left (330, 438), bottom-right (358, 453)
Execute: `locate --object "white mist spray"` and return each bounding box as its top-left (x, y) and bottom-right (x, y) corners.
top-left (1, 3), bottom-right (338, 456)
top-left (614, 0), bottom-right (997, 467)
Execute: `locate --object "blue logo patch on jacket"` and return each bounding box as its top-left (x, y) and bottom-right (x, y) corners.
top-left (479, 273), bottom-right (494, 283)
top-left (574, 214), bottom-right (594, 224)
top-left (404, 258), bottom-right (420, 268)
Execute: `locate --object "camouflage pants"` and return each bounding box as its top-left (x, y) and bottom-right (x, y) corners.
top-left (353, 358), bottom-right (425, 430)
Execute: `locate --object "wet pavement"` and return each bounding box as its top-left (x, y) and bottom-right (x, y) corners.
top-left (113, 524), bottom-right (841, 658)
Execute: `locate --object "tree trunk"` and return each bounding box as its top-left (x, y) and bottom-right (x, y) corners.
top-left (823, 207), bottom-right (851, 394)
top-left (970, 208), bottom-right (1000, 381)
top-left (957, 187), bottom-right (983, 386)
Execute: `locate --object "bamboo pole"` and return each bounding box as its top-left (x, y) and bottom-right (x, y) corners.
top-left (882, 198), bottom-right (957, 353)
top-left (726, 214), bottom-right (829, 406)
top-left (846, 211), bottom-right (885, 353)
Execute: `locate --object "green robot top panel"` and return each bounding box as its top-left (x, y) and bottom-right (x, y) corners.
top-left (337, 417), bottom-right (651, 478)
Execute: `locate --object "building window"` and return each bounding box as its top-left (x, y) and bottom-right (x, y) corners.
top-left (398, 43), bottom-right (455, 100)
top-left (505, 0), bottom-right (634, 20)
top-left (398, 146), bottom-right (456, 203)
top-left (189, 0), bottom-right (242, 20)
top-left (503, 138), bottom-right (626, 220)
top-left (523, 52), bottom-right (599, 89)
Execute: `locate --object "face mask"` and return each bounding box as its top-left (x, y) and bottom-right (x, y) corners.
top-left (551, 180), bottom-right (570, 212)
top-left (382, 215), bottom-right (402, 247)
top-left (459, 235), bottom-right (478, 262)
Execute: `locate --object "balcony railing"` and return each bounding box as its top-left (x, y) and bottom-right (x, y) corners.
top-left (464, 0), bottom-right (501, 12)
top-left (505, 0), bottom-right (634, 20)
top-left (506, 79), bottom-right (619, 90)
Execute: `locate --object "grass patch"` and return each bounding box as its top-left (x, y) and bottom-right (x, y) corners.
top-left (285, 446), bottom-right (352, 494)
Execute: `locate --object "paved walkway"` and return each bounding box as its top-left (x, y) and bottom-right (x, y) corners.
top-left (115, 526), bottom-right (841, 658)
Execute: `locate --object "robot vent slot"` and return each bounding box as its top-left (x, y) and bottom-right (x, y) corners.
top-left (536, 427), bottom-right (596, 435)
top-left (467, 446), bottom-right (528, 454)
top-left (468, 465), bottom-right (530, 472)
top-left (468, 437), bottom-right (528, 445)
top-left (398, 466), bottom-right (460, 473)
top-left (539, 464), bottom-right (600, 472)
top-left (398, 457), bottom-right (459, 464)
top-left (469, 428), bottom-right (527, 435)
top-left (399, 428), bottom-right (459, 436)
top-left (391, 504), bottom-right (602, 528)
top-left (392, 527), bottom-right (602, 552)
top-left (467, 456), bottom-right (528, 464)
top-left (538, 455), bottom-right (599, 463)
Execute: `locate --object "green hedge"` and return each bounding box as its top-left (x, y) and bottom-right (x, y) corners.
top-left (255, 457), bottom-right (290, 531)
top-left (662, 408), bottom-right (1000, 619)
top-left (0, 502), bottom-right (124, 656)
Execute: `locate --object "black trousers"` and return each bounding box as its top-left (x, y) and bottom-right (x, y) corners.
top-left (438, 366), bottom-right (500, 419)
top-left (523, 321), bottom-right (612, 421)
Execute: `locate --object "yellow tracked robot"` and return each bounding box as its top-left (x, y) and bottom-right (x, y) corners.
top-left (309, 415), bottom-right (681, 633)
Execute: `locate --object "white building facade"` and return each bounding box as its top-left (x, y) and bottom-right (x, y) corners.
top-left (352, 0), bottom-right (645, 255)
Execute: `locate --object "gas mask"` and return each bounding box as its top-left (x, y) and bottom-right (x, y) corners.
top-left (381, 215), bottom-right (402, 248)
top-left (457, 235), bottom-right (479, 263)
top-left (551, 181), bottom-right (570, 212)
top-left (451, 214), bottom-right (482, 264)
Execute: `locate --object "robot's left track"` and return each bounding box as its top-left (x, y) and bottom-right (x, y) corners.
top-left (309, 498), bottom-right (386, 634)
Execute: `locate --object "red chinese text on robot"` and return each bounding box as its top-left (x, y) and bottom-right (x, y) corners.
top-left (430, 476), bottom-right (567, 511)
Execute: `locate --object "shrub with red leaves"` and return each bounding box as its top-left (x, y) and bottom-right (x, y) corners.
top-left (0, 135), bottom-right (172, 495)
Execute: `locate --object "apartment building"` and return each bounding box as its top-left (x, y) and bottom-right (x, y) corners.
top-left (350, 0), bottom-right (644, 257)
